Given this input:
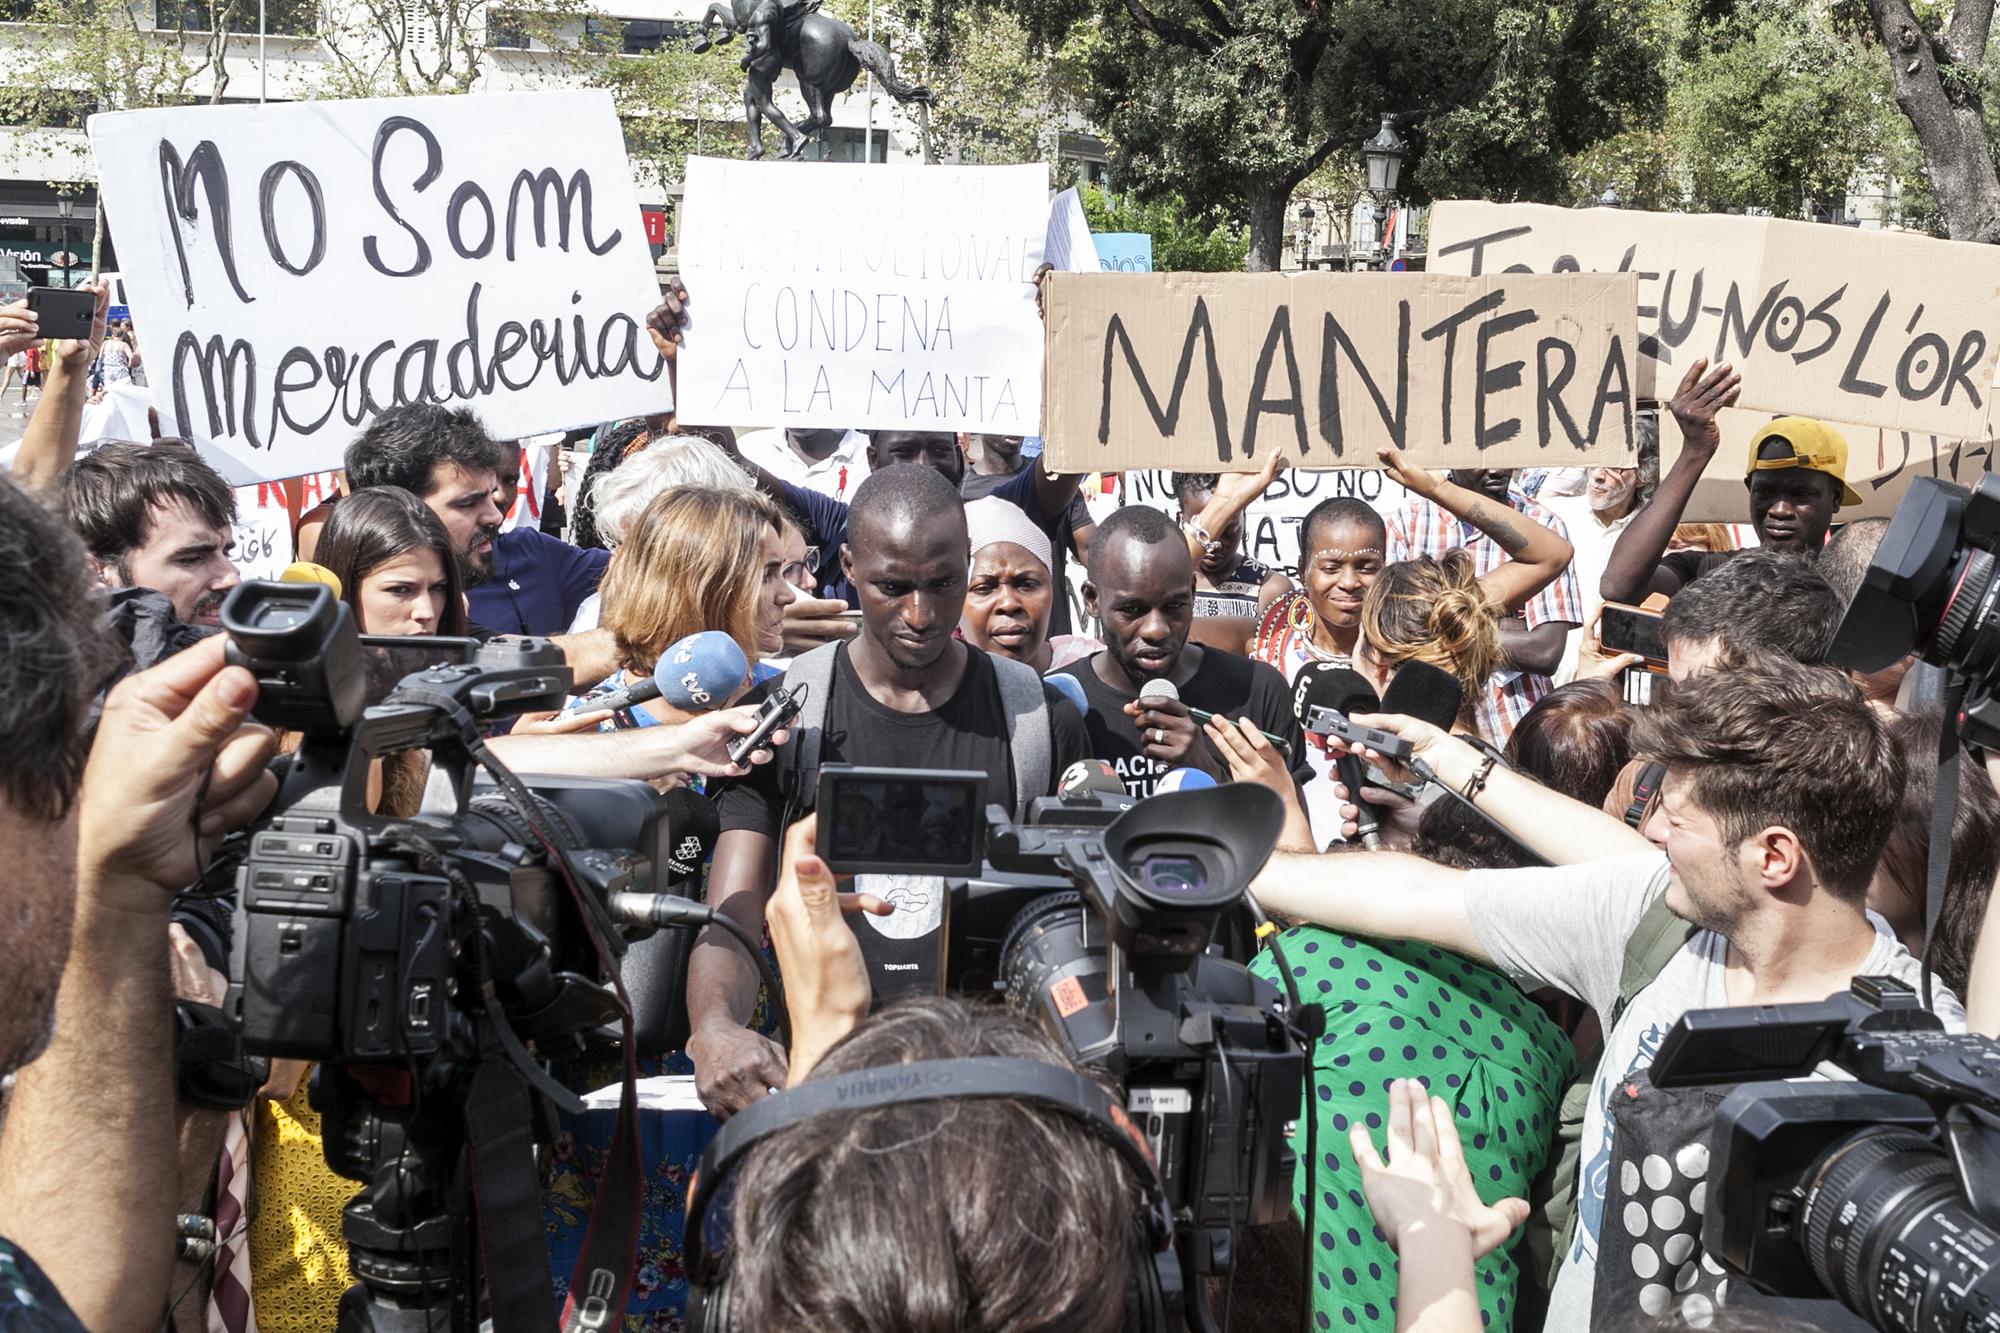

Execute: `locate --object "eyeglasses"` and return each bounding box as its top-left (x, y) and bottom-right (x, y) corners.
top-left (781, 546), bottom-right (820, 590)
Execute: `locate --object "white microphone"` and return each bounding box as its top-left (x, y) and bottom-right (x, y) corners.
top-left (1135, 675), bottom-right (1293, 762)
top-left (1138, 677), bottom-right (1179, 703)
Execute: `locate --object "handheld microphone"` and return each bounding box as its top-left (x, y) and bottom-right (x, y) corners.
top-left (1156, 767), bottom-right (1218, 793)
top-left (1293, 664), bottom-right (1387, 849)
top-left (1043, 670), bottom-right (1090, 717)
top-left (656, 786), bottom-right (721, 887)
top-left (582, 629), bottom-right (749, 715)
top-left (1138, 677), bottom-right (1295, 763)
top-left (1380, 660), bottom-right (1464, 732)
top-left (278, 560), bottom-right (344, 598)
top-left (1057, 758), bottom-right (1127, 800)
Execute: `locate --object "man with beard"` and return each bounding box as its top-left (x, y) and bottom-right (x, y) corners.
top-left (0, 473), bottom-right (279, 1329)
top-left (1540, 415), bottom-right (1660, 681)
top-left (689, 465), bottom-right (1090, 1116)
top-left (59, 442), bottom-right (243, 690)
top-left (474, 436), bottom-right (610, 635)
top-left (1386, 463), bottom-right (1582, 741)
top-left (1054, 505), bottom-right (1307, 799)
top-left (1600, 358), bottom-right (1860, 603)
top-left (344, 403), bottom-right (507, 590)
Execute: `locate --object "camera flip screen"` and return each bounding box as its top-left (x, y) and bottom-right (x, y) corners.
top-left (818, 766), bottom-right (986, 878)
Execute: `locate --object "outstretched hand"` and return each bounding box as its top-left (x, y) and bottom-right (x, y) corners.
top-left (1667, 357), bottom-right (1741, 456)
top-left (767, 817), bottom-right (890, 1084)
top-left (1350, 1078), bottom-right (1530, 1259)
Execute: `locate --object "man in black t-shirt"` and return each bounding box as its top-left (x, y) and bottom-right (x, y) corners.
top-left (1055, 506), bottom-right (1308, 799)
top-left (1601, 359), bottom-right (1862, 603)
top-left (692, 465), bottom-right (1089, 1117)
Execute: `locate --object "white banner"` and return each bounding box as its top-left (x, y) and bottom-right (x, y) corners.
top-left (674, 157), bottom-right (1046, 434)
top-left (88, 91), bottom-right (672, 484)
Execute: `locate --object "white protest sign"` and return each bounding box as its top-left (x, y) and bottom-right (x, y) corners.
top-left (88, 91), bottom-right (671, 485)
top-left (674, 157), bottom-right (1046, 433)
top-left (230, 470), bottom-right (340, 580)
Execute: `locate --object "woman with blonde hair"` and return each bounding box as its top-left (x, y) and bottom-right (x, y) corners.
top-left (586, 486), bottom-right (796, 725)
top-left (1356, 550), bottom-right (1505, 737)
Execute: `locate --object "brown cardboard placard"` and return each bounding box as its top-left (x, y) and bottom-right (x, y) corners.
top-left (1427, 201), bottom-right (2000, 441)
top-left (1662, 406), bottom-right (1997, 525)
top-left (1040, 270), bottom-right (1639, 474)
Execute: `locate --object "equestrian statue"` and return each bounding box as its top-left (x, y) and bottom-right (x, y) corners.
top-left (694, 0), bottom-right (933, 160)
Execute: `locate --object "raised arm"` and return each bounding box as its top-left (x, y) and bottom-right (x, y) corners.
top-left (1375, 447), bottom-right (1571, 614)
top-left (10, 283), bottom-right (107, 494)
top-left (485, 705), bottom-right (786, 783)
top-left (1600, 358), bottom-right (1741, 604)
top-left (1183, 449), bottom-right (1287, 568)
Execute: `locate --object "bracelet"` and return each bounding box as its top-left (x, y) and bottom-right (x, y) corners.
top-left (1461, 756), bottom-right (1497, 802)
top-left (1180, 518), bottom-right (1224, 557)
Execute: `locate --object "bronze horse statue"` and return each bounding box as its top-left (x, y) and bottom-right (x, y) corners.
top-left (694, 0), bottom-right (933, 160)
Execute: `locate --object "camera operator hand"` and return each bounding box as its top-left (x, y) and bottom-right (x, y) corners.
top-left (1125, 695), bottom-right (1218, 775)
top-left (1352, 1079), bottom-right (1529, 1258)
top-left (766, 817), bottom-right (890, 1085)
top-left (82, 635), bottom-right (278, 903)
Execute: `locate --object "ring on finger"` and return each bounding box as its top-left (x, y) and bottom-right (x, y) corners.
top-left (1149, 727), bottom-right (1164, 745)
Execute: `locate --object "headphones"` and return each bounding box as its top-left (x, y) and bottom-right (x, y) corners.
top-left (683, 1056), bottom-right (1183, 1333)
top-left (1625, 761), bottom-right (1666, 830)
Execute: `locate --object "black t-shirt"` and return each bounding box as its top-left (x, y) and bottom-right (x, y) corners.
top-left (1658, 546), bottom-right (1739, 591)
top-left (716, 642), bottom-right (1090, 998)
top-left (0, 1239), bottom-right (86, 1331)
top-left (1053, 648), bottom-right (1311, 799)
top-left (717, 641), bottom-right (1092, 839)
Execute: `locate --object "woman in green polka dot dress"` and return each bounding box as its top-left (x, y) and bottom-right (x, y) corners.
top-left (1251, 928), bottom-right (1576, 1333)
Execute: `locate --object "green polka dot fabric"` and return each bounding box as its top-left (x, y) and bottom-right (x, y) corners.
top-left (1251, 928), bottom-right (1577, 1333)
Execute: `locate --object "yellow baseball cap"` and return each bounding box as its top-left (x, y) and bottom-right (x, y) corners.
top-left (1745, 417), bottom-right (1863, 508)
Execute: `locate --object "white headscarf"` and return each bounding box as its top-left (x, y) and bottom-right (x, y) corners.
top-left (963, 496), bottom-right (1053, 572)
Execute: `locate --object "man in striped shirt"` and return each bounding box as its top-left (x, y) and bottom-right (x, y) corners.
top-left (1386, 468), bottom-right (1582, 742)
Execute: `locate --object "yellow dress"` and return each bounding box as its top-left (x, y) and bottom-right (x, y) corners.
top-left (249, 1076), bottom-right (363, 1332)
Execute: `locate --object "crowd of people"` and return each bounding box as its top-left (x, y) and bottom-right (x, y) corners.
top-left (0, 272), bottom-right (1993, 1333)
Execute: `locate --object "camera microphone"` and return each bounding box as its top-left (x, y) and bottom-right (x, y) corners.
top-left (1058, 758), bottom-right (1127, 800)
top-left (582, 629), bottom-right (749, 715)
top-left (1294, 664), bottom-right (1387, 850)
top-left (1139, 676), bottom-right (1294, 763)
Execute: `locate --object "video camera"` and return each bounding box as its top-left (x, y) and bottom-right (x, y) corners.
top-left (212, 579), bottom-right (700, 1333)
top-left (816, 763), bottom-right (1307, 1320)
top-left (1650, 976), bottom-right (2000, 1333)
top-left (1830, 472), bottom-right (2000, 746)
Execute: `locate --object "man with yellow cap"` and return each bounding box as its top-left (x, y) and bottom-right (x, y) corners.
top-left (1601, 358), bottom-right (1862, 603)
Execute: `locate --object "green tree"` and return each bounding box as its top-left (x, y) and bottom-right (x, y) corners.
top-left (961, 0), bottom-right (1665, 271)
top-left (1079, 182), bottom-right (1247, 270)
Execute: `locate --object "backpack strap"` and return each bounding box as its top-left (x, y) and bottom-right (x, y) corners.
top-left (772, 642), bottom-right (843, 825)
top-left (990, 653), bottom-right (1053, 819)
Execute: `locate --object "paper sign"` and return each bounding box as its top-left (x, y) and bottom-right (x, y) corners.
top-left (499, 439), bottom-right (555, 533)
top-left (674, 157), bottom-right (1046, 434)
top-left (1427, 202), bottom-right (2000, 440)
top-left (1090, 467), bottom-right (1411, 578)
top-left (1040, 270), bottom-right (1639, 474)
top-left (1095, 233), bottom-right (1154, 272)
top-left (230, 469), bottom-right (338, 580)
top-left (1045, 187), bottom-right (1101, 274)
top-left (88, 91), bottom-right (672, 485)
top-left (1666, 407), bottom-right (1996, 525)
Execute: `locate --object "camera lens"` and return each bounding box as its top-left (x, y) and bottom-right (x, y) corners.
top-left (1139, 854), bottom-right (1208, 899)
top-left (1798, 1125), bottom-right (2000, 1333)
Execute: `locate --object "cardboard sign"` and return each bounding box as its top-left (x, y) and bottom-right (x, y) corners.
top-left (1668, 407), bottom-right (1996, 525)
top-left (674, 157), bottom-right (1046, 434)
top-left (1427, 202), bottom-right (2000, 441)
top-left (88, 91), bottom-right (672, 485)
top-left (1041, 271), bottom-right (1639, 474)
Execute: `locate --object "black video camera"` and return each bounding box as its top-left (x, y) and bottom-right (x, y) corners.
top-left (214, 580), bottom-right (690, 1328)
top-left (815, 763), bottom-right (1305, 1313)
top-left (1829, 473), bottom-right (2000, 746)
top-left (1650, 976), bottom-right (2000, 1333)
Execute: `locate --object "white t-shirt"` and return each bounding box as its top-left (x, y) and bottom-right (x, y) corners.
top-left (1463, 853), bottom-right (1964, 1332)
top-left (735, 427), bottom-right (871, 502)
top-left (99, 338), bottom-right (132, 384)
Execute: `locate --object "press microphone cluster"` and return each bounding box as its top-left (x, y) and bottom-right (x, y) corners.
top-left (1136, 677), bottom-right (1295, 763)
top-left (578, 629), bottom-right (749, 715)
top-left (1293, 664), bottom-right (1393, 850)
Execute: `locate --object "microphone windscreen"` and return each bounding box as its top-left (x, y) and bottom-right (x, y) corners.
top-left (654, 630), bottom-right (750, 712)
top-left (1058, 759), bottom-right (1127, 799)
top-left (1291, 663), bottom-right (1379, 726)
top-left (1044, 671), bottom-right (1090, 717)
top-left (656, 786), bottom-right (721, 885)
top-left (1155, 768), bottom-right (1218, 793)
top-left (279, 560), bottom-right (344, 600)
top-left (1137, 677), bottom-right (1180, 704)
top-left (1382, 660), bottom-right (1464, 732)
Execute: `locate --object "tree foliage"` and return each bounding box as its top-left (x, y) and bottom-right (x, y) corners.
top-left (1078, 182), bottom-right (1247, 270)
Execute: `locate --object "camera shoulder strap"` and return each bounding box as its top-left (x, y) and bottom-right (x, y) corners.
top-left (989, 653), bottom-right (1052, 819)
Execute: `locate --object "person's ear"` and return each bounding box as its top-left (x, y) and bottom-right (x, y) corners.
top-left (90, 553), bottom-right (119, 590)
top-left (1747, 825), bottom-right (1808, 896)
top-left (839, 542), bottom-right (855, 583)
top-left (1082, 578), bottom-right (1099, 620)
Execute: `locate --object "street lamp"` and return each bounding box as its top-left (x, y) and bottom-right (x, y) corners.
top-left (55, 195), bottom-right (73, 290)
top-left (1360, 114), bottom-right (1406, 268)
top-left (1595, 185), bottom-right (1622, 209)
top-left (1298, 201), bottom-right (1316, 267)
